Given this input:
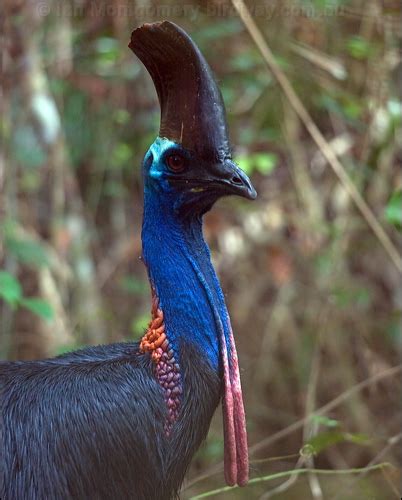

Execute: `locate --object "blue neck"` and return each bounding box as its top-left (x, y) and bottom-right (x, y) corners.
top-left (142, 190), bottom-right (230, 371)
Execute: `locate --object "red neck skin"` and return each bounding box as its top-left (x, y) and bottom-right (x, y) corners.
top-left (220, 325), bottom-right (249, 486)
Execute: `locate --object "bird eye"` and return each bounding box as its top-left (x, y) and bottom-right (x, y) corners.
top-left (166, 154), bottom-right (186, 173)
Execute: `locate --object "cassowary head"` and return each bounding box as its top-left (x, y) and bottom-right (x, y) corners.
top-left (129, 21), bottom-right (256, 215)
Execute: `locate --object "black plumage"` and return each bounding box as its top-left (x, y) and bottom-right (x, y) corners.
top-left (0, 342), bottom-right (220, 499)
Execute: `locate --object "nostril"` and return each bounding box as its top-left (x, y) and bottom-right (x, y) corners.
top-left (231, 175), bottom-right (243, 185)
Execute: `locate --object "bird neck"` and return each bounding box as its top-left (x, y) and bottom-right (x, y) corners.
top-left (141, 191), bottom-right (230, 371)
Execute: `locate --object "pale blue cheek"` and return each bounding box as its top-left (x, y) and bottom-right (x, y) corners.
top-left (146, 138), bottom-right (180, 193)
top-left (147, 163), bottom-right (172, 194)
top-left (149, 164), bottom-right (163, 180)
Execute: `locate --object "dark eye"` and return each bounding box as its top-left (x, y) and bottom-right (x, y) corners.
top-left (166, 154), bottom-right (186, 172)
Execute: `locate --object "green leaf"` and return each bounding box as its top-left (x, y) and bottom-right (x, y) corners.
top-left (113, 109), bottom-right (130, 125)
top-left (20, 297), bottom-right (54, 321)
top-left (5, 237), bottom-right (48, 267)
top-left (94, 36), bottom-right (119, 55)
top-left (0, 271), bottom-right (22, 306)
top-left (236, 156), bottom-right (252, 175)
top-left (230, 50), bottom-right (261, 71)
top-left (254, 153), bottom-right (278, 174)
top-left (307, 431), bottom-right (346, 454)
top-left (111, 143), bottom-right (133, 169)
top-left (300, 443), bottom-right (316, 458)
top-left (306, 430), bottom-right (371, 455)
top-left (236, 153), bottom-right (278, 176)
top-left (310, 414), bottom-right (339, 428)
top-left (331, 286), bottom-right (371, 308)
top-left (317, 94), bottom-right (362, 124)
top-left (345, 432), bottom-right (371, 445)
top-left (346, 36), bottom-right (372, 60)
top-left (385, 190), bottom-right (402, 229)
top-left (13, 126), bottom-right (46, 168)
top-left (131, 313), bottom-right (150, 339)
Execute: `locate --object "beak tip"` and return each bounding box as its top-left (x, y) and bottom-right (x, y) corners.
top-left (247, 186), bottom-right (257, 200)
top-left (240, 177), bottom-right (257, 201)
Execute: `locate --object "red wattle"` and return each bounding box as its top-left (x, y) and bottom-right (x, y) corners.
top-left (220, 327), bottom-right (249, 487)
top-left (228, 327), bottom-right (249, 486)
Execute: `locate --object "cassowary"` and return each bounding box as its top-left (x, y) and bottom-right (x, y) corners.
top-left (0, 21), bottom-right (256, 499)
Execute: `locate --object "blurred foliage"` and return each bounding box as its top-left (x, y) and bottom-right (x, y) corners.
top-left (0, 271), bottom-right (54, 321)
top-left (385, 189), bottom-right (402, 228)
top-left (1, 0), bottom-right (401, 498)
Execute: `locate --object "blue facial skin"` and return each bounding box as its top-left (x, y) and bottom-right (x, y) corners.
top-left (141, 138), bottom-right (234, 371)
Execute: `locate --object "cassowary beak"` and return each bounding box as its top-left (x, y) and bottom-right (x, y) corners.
top-left (167, 158), bottom-right (257, 202)
top-left (130, 21), bottom-right (250, 487)
top-left (197, 159), bottom-right (257, 200)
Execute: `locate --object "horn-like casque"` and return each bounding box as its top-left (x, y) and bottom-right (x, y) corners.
top-left (129, 21), bottom-right (231, 162)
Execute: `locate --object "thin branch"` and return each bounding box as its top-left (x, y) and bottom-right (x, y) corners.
top-left (250, 364), bottom-right (402, 456)
top-left (330, 433), bottom-right (402, 500)
top-left (231, 0), bottom-right (402, 273)
top-left (184, 364), bottom-right (402, 489)
top-left (258, 456), bottom-right (306, 500)
top-left (189, 463), bottom-right (394, 499)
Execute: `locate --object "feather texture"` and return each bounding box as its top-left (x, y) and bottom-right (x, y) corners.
top-left (0, 342), bottom-right (220, 499)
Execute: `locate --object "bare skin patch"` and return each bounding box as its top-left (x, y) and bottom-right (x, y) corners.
top-left (140, 291), bottom-right (182, 434)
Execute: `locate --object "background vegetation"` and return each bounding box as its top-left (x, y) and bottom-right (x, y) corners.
top-left (1, 1), bottom-right (401, 498)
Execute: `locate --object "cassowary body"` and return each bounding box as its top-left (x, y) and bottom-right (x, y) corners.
top-left (0, 22), bottom-right (256, 499)
top-left (1, 343), bottom-right (219, 498)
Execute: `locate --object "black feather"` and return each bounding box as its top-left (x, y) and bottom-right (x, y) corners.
top-left (0, 342), bottom-right (220, 499)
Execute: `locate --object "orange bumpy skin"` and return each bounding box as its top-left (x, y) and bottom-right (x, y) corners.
top-left (140, 292), bottom-right (182, 434)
